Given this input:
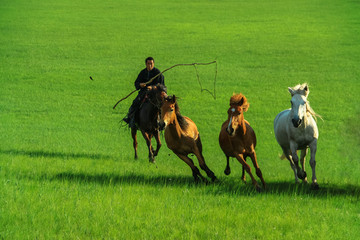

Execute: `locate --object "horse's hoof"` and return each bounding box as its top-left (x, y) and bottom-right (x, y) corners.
top-left (311, 182), bottom-right (320, 190)
top-left (193, 177), bottom-right (200, 184)
top-left (297, 170), bottom-right (307, 180)
top-left (224, 168), bottom-right (231, 175)
top-left (255, 185), bottom-right (262, 193)
top-left (211, 176), bottom-right (218, 182)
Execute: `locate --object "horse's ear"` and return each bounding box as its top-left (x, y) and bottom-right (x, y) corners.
top-left (237, 97), bottom-right (244, 106)
top-left (288, 87), bottom-right (295, 96)
top-left (172, 95), bottom-right (176, 103)
top-left (303, 84), bottom-right (309, 97)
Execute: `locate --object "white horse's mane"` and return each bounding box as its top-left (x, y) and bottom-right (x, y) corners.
top-left (289, 83), bottom-right (309, 97)
top-left (289, 83), bottom-right (322, 121)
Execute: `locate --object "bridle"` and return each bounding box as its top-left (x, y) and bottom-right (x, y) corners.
top-left (146, 90), bottom-right (166, 110)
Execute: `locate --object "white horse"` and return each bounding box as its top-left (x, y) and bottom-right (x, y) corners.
top-left (274, 83), bottom-right (321, 189)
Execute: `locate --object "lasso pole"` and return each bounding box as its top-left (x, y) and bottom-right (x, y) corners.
top-left (113, 61), bottom-right (217, 109)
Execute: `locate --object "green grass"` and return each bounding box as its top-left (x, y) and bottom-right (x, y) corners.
top-left (1, 0), bottom-right (360, 239)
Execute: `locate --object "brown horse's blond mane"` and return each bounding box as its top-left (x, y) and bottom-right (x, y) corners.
top-left (230, 93), bottom-right (249, 111)
top-left (230, 93), bottom-right (249, 107)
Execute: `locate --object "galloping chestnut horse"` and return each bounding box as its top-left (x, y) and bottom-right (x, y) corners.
top-left (158, 95), bottom-right (217, 182)
top-left (132, 84), bottom-right (167, 163)
top-left (219, 93), bottom-right (266, 191)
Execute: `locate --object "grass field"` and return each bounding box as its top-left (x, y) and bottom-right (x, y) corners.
top-left (1, 0), bottom-right (359, 239)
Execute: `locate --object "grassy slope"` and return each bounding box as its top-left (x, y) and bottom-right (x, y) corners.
top-left (1, 0), bottom-right (359, 239)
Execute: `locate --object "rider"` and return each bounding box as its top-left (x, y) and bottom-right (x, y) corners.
top-left (123, 57), bottom-right (165, 128)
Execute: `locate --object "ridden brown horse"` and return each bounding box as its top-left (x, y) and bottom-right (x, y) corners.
top-left (219, 93), bottom-right (266, 191)
top-left (158, 95), bottom-right (217, 182)
top-left (132, 84), bottom-right (167, 163)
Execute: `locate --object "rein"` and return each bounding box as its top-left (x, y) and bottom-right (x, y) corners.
top-left (146, 95), bottom-right (162, 110)
top-left (113, 61), bottom-right (217, 109)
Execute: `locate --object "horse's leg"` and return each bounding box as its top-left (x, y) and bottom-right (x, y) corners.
top-left (248, 151), bottom-right (266, 188)
top-left (241, 158), bottom-right (246, 183)
top-left (149, 134), bottom-right (155, 154)
top-left (193, 143), bottom-right (217, 182)
top-left (131, 127), bottom-right (138, 159)
top-left (290, 142), bottom-right (307, 181)
top-left (309, 139), bottom-right (319, 189)
top-left (300, 148), bottom-right (308, 183)
top-left (153, 130), bottom-right (161, 157)
top-left (174, 152), bottom-right (206, 183)
top-left (235, 153), bottom-right (261, 192)
top-left (194, 136), bottom-right (217, 181)
top-left (282, 147), bottom-right (298, 183)
top-left (224, 155), bottom-right (231, 175)
top-left (141, 131), bottom-right (154, 163)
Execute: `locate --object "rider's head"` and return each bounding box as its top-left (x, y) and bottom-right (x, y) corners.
top-left (145, 57), bottom-right (155, 71)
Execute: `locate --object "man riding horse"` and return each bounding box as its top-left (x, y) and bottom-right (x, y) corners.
top-left (123, 57), bottom-right (165, 128)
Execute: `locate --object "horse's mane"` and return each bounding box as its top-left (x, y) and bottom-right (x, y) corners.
top-left (174, 101), bottom-right (189, 130)
top-left (155, 83), bottom-right (167, 93)
top-left (147, 83), bottom-right (167, 96)
top-left (306, 102), bottom-right (322, 122)
top-left (289, 83), bottom-right (322, 121)
top-left (230, 93), bottom-right (249, 112)
top-left (289, 83), bottom-right (309, 97)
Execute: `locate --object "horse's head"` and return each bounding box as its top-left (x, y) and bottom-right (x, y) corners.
top-left (288, 84), bottom-right (309, 128)
top-left (146, 84), bottom-right (168, 108)
top-left (226, 93), bottom-right (249, 136)
top-left (158, 95), bottom-right (176, 130)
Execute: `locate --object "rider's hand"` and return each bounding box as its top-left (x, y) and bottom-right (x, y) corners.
top-left (140, 83), bottom-right (146, 88)
top-left (147, 86), bottom-right (152, 90)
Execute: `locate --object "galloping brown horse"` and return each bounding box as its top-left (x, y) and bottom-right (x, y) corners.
top-left (158, 95), bottom-right (217, 182)
top-left (219, 93), bottom-right (266, 191)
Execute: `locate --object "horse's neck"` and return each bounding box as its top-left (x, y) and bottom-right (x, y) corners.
top-left (167, 114), bottom-right (182, 139)
top-left (235, 117), bottom-right (247, 136)
top-left (144, 101), bottom-right (159, 114)
top-left (303, 112), bottom-right (313, 128)
top-left (140, 102), bottom-right (159, 126)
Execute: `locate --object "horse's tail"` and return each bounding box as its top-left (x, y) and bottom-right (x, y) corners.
top-left (279, 150), bottom-right (298, 160)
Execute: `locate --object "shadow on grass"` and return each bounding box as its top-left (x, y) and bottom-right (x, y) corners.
top-left (41, 171), bottom-right (360, 198)
top-left (0, 149), bottom-right (112, 160)
top-left (49, 172), bottom-right (196, 186)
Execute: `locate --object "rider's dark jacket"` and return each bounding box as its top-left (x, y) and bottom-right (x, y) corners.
top-left (135, 67), bottom-right (165, 95)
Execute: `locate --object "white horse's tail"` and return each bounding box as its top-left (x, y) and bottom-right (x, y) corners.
top-left (279, 150), bottom-right (299, 160)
